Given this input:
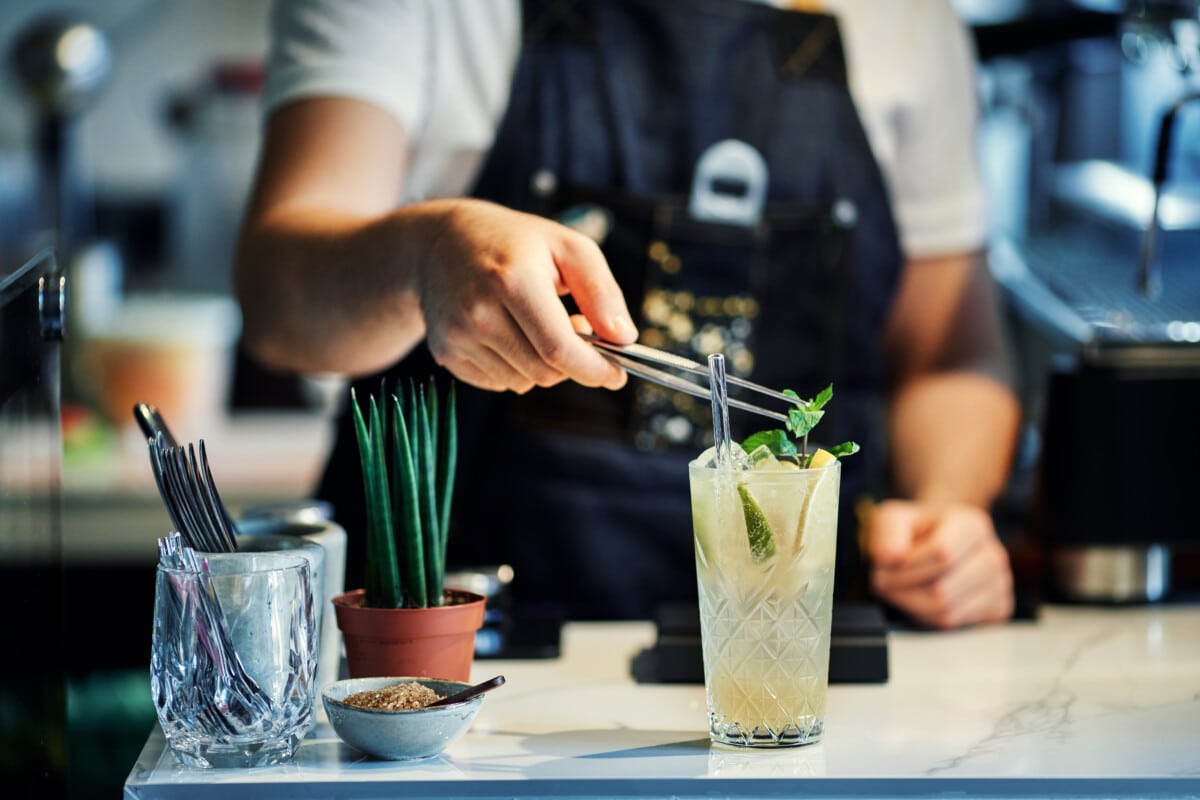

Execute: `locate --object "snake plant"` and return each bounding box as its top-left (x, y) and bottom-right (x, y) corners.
top-left (350, 378), bottom-right (457, 609)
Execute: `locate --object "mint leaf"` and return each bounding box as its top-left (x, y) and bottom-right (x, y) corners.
top-left (787, 407), bottom-right (824, 438)
top-left (736, 383), bottom-right (857, 462)
top-left (783, 385), bottom-right (831, 437)
top-left (742, 429), bottom-right (798, 457)
top-left (828, 440), bottom-right (860, 458)
top-left (812, 384), bottom-right (833, 411)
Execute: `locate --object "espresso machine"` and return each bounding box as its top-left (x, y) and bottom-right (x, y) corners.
top-left (993, 0), bottom-right (1200, 603)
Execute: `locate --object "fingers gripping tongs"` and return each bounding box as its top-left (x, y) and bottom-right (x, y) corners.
top-left (580, 333), bottom-right (805, 423)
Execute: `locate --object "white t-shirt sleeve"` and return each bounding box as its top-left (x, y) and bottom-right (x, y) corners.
top-left (886, 2), bottom-right (989, 259)
top-left (262, 0), bottom-right (431, 135)
top-left (833, 0), bottom-right (988, 260)
top-left (261, 0), bottom-right (520, 200)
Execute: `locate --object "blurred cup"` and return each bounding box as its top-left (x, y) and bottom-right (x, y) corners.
top-left (151, 550), bottom-right (318, 768)
top-left (77, 292), bottom-right (240, 438)
top-left (236, 514), bottom-right (349, 697)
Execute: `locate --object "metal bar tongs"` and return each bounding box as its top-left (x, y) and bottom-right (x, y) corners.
top-left (580, 333), bottom-right (805, 423)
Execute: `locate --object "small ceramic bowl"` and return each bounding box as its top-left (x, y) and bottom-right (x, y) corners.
top-left (322, 677), bottom-right (483, 760)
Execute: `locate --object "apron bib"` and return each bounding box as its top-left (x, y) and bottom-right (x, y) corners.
top-left (320, 0), bottom-right (903, 619)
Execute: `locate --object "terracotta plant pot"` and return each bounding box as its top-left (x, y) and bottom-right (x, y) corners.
top-left (332, 588), bottom-right (486, 681)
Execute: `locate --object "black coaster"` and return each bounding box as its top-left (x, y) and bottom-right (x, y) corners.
top-left (632, 602), bottom-right (889, 684)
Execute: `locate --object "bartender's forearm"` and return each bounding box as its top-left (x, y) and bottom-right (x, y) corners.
top-left (882, 251), bottom-right (1022, 508)
top-left (234, 96), bottom-right (470, 377)
top-left (887, 372), bottom-right (1020, 508)
top-left (235, 201), bottom-right (453, 377)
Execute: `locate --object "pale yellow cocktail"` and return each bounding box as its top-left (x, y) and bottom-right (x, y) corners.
top-left (689, 453), bottom-right (840, 747)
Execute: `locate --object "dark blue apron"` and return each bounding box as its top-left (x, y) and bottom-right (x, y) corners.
top-left (318, 0), bottom-right (903, 619)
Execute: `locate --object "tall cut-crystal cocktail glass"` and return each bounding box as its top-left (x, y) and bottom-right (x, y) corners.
top-left (690, 456), bottom-right (840, 747)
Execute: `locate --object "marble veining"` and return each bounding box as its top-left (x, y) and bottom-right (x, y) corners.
top-left (924, 624), bottom-right (1118, 776)
top-left (126, 605), bottom-right (1200, 798)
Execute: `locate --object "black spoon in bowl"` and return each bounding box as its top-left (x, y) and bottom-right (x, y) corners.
top-left (426, 675), bottom-right (505, 708)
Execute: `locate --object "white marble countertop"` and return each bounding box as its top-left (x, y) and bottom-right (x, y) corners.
top-left (124, 604), bottom-right (1200, 799)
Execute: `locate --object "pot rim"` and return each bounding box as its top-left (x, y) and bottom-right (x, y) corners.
top-left (332, 587), bottom-right (486, 610)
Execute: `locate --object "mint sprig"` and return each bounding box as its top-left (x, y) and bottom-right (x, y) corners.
top-left (782, 385), bottom-right (829, 438)
top-left (742, 383), bottom-right (859, 466)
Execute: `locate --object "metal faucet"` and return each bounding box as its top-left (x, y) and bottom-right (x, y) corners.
top-left (1136, 89), bottom-right (1200, 298)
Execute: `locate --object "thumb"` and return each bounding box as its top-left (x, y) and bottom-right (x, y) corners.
top-left (866, 500), bottom-right (922, 567)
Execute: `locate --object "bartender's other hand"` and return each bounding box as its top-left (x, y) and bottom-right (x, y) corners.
top-left (420, 199), bottom-right (636, 393)
top-left (866, 499), bottom-right (1013, 629)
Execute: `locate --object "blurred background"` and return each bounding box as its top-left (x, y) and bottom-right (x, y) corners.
top-left (0, 0), bottom-right (1198, 795)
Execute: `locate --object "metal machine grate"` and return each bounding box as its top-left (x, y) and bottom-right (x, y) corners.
top-left (1014, 220), bottom-right (1200, 343)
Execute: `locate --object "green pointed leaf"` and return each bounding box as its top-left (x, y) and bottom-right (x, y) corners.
top-left (350, 389), bottom-right (380, 602)
top-left (390, 393), bottom-right (425, 608)
top-left (371, 396), bottom-right (402, 607)
top-left (787, 407), bottom-right (824, 438)
top-left (425, 375), bottom-right (438, 462)
top-left (741, 429), bottom-right (798, 457)
top-left (436, 381), bottom-right (457, 564)
top-left (828, 440), bottom-right (860, 458)
top-left (811, 383), bottom-right (833, 410)
top-left (362, 395), bottom-right (401, 607)
top-left (415, 386), bottom-right (443, 605)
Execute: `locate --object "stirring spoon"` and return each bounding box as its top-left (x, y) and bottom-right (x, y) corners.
top-left (425, 675), bottom-right (505, 708)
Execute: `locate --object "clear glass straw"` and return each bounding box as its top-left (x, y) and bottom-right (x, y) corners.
top-left (708, 353), bottom-right (732, 469)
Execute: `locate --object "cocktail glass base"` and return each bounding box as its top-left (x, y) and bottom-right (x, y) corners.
top-left (709, 716), bottom-right (823, 748)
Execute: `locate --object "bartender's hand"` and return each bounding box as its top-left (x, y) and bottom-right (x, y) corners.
top-left (866, 499), bottom-right (1013, 629)
top-left (419, 198), bottom-right (637, 394)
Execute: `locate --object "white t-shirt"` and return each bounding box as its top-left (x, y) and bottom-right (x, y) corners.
top-left (263, 0), bottom-right (987, 259)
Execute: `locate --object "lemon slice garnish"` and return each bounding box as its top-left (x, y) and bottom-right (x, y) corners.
top-left (794, 452), bottom-right (838, 555)
top-left (807, 448), bottom-right (836, 468)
